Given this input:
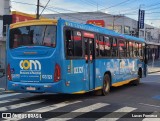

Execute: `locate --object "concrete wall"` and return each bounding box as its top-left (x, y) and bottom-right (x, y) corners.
top-left (0, 0), bottom-right (10, 69)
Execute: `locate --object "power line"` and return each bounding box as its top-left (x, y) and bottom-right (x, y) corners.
top-left (145, 2), bottom-right (160, 8)
top-left (145, 6), bottom-right (160, 11)
top-left (40, 0), bottom-right (51, 16)
top-left (47, 5), bottom-right (79, 13)
top-left (81, 0), bottom-right (106, 9)
top-left (11, 1), bottom-right (36, 6)
top-left (99, 0), bottom-right (131, 11)
top-left (42, 7), bottom-right (86, 21)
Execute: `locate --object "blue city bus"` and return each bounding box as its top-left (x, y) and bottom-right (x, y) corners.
top-left (7, 18), bottom-right (147, 95)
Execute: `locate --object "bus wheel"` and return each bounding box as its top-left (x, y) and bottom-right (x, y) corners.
top-left (94, 74), bottom-right (110, 96)
top-left (102, 74), bottom-right (110, 96)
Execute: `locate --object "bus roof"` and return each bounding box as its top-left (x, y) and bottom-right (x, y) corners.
top-left (10, 18), bottom-right (145, 43)
top-left (63, 19), bottom-right (120, 37)
top-left (10, 19), bottom-right (57, 29)
top-left (122, 34), bottom-right (145, 43)
top-left (62, 19), bottom-right (145, 43)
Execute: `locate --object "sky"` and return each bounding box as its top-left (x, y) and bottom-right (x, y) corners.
top-left (10, 0), bottom-right (160, 27)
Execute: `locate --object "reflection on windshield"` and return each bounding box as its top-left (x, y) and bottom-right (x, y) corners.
top-left (10, 25), bottom-right (56, 49)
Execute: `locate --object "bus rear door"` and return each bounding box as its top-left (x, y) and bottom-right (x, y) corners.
top-left (84, 33), bottom-right (95, 90)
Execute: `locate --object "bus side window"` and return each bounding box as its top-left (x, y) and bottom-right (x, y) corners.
top-left (129, 41), bottom-right (133, 57)
top-left (139, 43), bottom-right (142, 57)
top-left (65, 29), bottom-right (82, 57)
top-left (126, 41), bottom-right (130, 57)
top-left (119, 39), bottom-right (126, 58)
top-left (95, 35), bottom-right (99, 57)
top-left (99, 35), bottom-right (104, 56)
top-left (111, 38), bottom-right (118, 57)
top-left (133, 42), bottom-right (137, 57)
top-left (135, 43), bottom-right (139, 57)
top-left (65, 29), bottom-right (73, 56)
top-left (73, 31), bottom-right (82, 56)
top-left (104, 36), bottom-right (111, 57)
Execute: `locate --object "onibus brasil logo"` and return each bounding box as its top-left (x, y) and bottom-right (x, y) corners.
top-left (19, 60), bottom-right (41, 75)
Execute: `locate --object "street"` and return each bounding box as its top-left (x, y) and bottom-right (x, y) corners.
top-left (0, 72), bottom-right (159, 121)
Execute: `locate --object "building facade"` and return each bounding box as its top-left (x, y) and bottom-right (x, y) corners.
top-left (0, 0), bottom-right (10, 69)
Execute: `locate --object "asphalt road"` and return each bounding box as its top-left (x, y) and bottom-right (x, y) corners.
top-left (0, 72), bottom-right (160, 121)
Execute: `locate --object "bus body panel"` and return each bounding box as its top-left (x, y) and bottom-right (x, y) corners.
top-left (94, 59), bottom-right (139, 86)
top-left (7, 18), bottom-right (147, 94)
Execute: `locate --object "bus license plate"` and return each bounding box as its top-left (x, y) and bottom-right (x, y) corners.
top-left (26, 87), bottom-right (36, 91)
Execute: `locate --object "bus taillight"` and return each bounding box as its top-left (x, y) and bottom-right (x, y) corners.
top-left (54, 64), bottom-right (61, 82)
top-left (7, 64), bottom-right (12, 81)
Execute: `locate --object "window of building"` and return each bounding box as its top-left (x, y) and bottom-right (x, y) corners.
top-left (139, 30), bottom-right (144, 37)
top-left (124, 26), bottom-right (130, 34)
top-left (65, 29), bottom-right (82, 57)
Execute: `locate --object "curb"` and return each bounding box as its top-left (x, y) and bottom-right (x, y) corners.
top-left (4, 90), bottom-right (15, 93)
top-left (0, 88), bottom-right (15, 93)
top-left (0, 88), bottom-right (5, 91)
top-left (148, 71), bottom-right (160, 74)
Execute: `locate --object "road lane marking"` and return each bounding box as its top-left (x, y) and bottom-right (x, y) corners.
top-left (2, 101), bottom-right (82, 121)
top-left (139, 103), bottom-right (160, 108)
top-left (0, 98), bottom-right (19, 104)
top-left (28, 101), bottom-right (81, 112)
top-left (140, 103), bottom-right (160, 108)
top-left (0, 93), bottom-right (21, 99)
top-left (141, 81), bottom-right (160, 83)
top-left (0, 100), bottom-right (44, 111)
top-left (46, 103), bottom-right (109, 121)
top-left (96, 106), bottom-right (137, 121)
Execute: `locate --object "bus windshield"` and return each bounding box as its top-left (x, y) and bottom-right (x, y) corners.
top-left (10, 25), bottom-right (56, 49)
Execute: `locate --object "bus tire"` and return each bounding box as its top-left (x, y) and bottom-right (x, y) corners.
top-left (102, 74), bottom-right (111, 96)
top-left (94, 74), bottom-right (110, 96)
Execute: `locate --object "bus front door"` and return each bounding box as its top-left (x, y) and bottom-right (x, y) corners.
top-left (84, 38), bottom-right (95, 90)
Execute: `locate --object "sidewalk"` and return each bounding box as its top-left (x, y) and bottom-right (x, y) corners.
top-left (0, 76), bottom-right (7, 92)
top-left (147, 60), bottom-right (160, 73)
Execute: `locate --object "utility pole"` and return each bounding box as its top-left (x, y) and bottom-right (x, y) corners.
top-left (36, 0), bottom-right (40, 19)
top-left (137, 9), bottom-right (140, 37)
top-left (113, 16), bottom-right (115, 30)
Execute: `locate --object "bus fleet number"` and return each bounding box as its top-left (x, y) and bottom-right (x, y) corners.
top-left (42, 75), bottom-right (52, 79)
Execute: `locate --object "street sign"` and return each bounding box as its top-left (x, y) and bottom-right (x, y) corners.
top-left (138, 10), bottom-right (145, 29)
